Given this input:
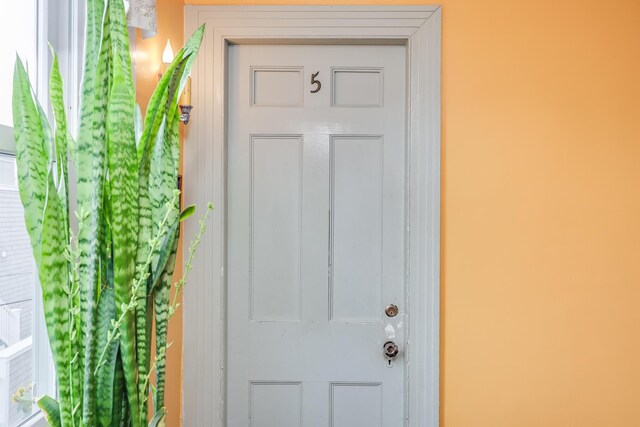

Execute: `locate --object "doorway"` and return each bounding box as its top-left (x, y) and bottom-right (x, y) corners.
top-left (182, 6), bottom-right (441, 426)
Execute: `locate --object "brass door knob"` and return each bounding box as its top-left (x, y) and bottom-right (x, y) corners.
top-left (383, 341), bottom-right (399, 358)
top-left (385, 304), bottom-right (399, 317)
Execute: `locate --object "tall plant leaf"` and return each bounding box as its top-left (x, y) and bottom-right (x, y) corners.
top-left (95, 285), bottom-right (119, 427)
top-left (105, 0), bottom-right (141, 425)
top-left (77, 1), bottom-right (110, 422)
top-left (153, 228), bottom-right (179, 406)
top-left (150, 114), bottom-right (180, 264)
top-left (137, 25), bottom-right (205, 165)
top-left (38, 396), bottom-right (62, 427)
top-left (111, 349), bottom-right (126, 427)
top-left (150, 220), bottom-right (180, 293)
top-left (41, 185), bottom-right (74, 426)
top-left (49, 46), bottom-right (71, 234)
top-left (150, 107), bottom-right (181, 408)
top-left (13, 58), bottom-right (73, 426)
top-left (12, 58), bottom-right (47, 268)
top-left (134, 29), bottom-right (204, 403)
top-left (79, 0), bottom-right (105, 133)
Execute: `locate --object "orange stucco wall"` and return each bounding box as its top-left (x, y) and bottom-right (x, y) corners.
top-left (133, 1), bottom-right (184, 426)
top-left (141, 0), bottom-right (640, 425)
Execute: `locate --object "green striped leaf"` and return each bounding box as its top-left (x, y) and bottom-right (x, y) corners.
top-left (13, 56), bottom-right (73, 426)
top-left (12, 58), bottom-right (47, 268)
top-left (180, 205), bottom-right (196, 221)
top-left (106, 1), bottom-right (141, 425)
top-left (153, 229), bottom-right (179, 407)
top-left (134, 116), bottom-right (168, 398)
top-left (78, 2), bottom-right (111, 423)
top-left (111, 348), bottom-right (127, 427)
top-left (149, 106), bottom-right (181, 410)
top-left (79, 0), bottom-right (105, 135)
top-left (48, 45), bottom-right (71, 233)
top-left (137, 25), bottom-right (204, 166)
top-left (134, 30), bottom-right (204, 399)
top-left (150, 220), bottom-right (179, 294)
top-left (150, 112), bottom-right (180, 266)
top-left (119, 384), bottom-right (130, 427)
top-left (42, 168), bottom-right (73, 425)
top-left (77, 0), bottom-right (112, 425)
top-left (38, 396), bottom-right (62, 427)
top-left (95, 285), bottom-right (119, 427)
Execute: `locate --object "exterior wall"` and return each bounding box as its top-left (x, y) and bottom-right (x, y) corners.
top-left (0, 169), bottom-right (34, 344)
top-left (0, 338), bottom-right (32, 427)
top-left (162, 0), bottom-right (640, 425)
top-left (7, 344), bottom-right (32, 426)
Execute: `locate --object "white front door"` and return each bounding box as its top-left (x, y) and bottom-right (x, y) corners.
top-left (227, 44), bottom-right (407, 427)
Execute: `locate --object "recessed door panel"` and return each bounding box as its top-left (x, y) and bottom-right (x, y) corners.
top-left (250, 382), bottom-right (302, 427)
top-left (251, 136), bottom-right (302, 321)
top-left (251, 67), bottom-right (303, 107)
top-left (331, 68), bottom-right (383, 107)
top-left (331, 382), bottom-right (382, 427)
top-left (330, 136), bottom-right (383, 322)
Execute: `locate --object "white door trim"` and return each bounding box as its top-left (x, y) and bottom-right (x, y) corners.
top-left (182, 6), bottom-right (441, 426)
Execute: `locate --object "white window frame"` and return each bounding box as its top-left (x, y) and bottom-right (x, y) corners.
top-left (2, 1), bottom-right (83, 425)
top-left (183, 6), bottom-right (441, 427)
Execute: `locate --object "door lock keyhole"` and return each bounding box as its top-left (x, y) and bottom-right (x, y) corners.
top-left (385, 304), bottom-right (399, 317)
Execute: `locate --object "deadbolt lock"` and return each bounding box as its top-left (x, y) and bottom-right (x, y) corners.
top-left (383, 341), bottom-right (399, 358)
top-left (385, 304), bottom-right (399, 318)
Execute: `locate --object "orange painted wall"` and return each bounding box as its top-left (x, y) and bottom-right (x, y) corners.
top-left (133, 1), bottom-right (184, 426)
top-left (146, 0), bottom-right (640, 425)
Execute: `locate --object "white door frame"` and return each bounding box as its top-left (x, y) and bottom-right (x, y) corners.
top-left (182, 6), bottom-right (441, 426)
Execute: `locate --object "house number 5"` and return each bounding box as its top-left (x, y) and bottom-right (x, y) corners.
top-left (310, 71), bottom-right (321, 93)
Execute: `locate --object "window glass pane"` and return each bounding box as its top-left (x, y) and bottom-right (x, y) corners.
top-left (0, 2), bottom-right (41, 426)
top-left (0, 2), bottom-right (38, 128)
top-left (0, 155), bottom-right (37, 426)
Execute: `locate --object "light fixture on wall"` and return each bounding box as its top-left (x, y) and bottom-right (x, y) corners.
top-left (160, 40), bottom-right (193, 125)
top-left (179, 76), bottom-right (193, 125)
top-left (161, 40), bottom-right (174, 75)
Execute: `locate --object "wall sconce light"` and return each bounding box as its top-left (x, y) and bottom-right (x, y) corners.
top-left (179, 77), bottom-right (193, 125)
top-left (160, 40), bottom-right (193, 125)
top-left (161, 40), bottom-right (174, 74)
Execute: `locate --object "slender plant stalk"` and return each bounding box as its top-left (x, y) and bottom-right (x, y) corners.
top-left (169, 203), bottom-right (215, 317)
top-left (63, 217), bottom-right (84, 427)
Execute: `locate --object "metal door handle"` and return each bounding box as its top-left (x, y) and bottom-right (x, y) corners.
top-left (383, 341), bottom-right (399, 358)
top-left (385, 304), bottom-right (399, 317)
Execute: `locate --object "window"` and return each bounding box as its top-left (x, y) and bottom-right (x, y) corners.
top-left (0, 2), bottom-right (80, 426)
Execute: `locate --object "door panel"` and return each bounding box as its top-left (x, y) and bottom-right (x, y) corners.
top-left (227, 44), bottom-right (406, 427)
top-left (251, 67), bottom-right (304, 107)
top-left (330, 136), bottom-right (384, 322)
top-left (250, 382), bottom-right (303, 427)
top-left (251, 136), bottom-right (302, 321)
top-left (331, 382), bottom-right (382, 427)
top-left (331, 68), bottom-right (383, 107)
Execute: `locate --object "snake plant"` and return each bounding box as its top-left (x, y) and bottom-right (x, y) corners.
top-left (12, 1), bottom-right (209, 426)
